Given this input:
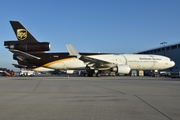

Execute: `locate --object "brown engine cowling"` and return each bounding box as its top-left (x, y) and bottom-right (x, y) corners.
top-left (5, 42), bottom-right (50, 52)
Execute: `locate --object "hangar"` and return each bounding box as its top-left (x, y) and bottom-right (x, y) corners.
top-left (137, 42), bottom-right (180, 73)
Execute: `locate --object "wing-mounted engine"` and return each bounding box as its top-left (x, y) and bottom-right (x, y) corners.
top-left (66, 70), bottom-right (74, 74)
top-left (4, 41), bottom-right (50, 52)
top-left (111, 65), bottom-right (131, 74)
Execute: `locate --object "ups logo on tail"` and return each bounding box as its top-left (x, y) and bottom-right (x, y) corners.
top-left (17, 29), bottom-right (27, 40)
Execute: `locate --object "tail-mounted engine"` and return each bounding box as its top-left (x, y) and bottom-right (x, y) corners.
top-left (111, 65), bottom-right (131, 74)
top-left (4, 41), bottom-right (50, 52)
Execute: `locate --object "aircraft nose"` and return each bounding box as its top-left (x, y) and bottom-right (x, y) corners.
top-left (171, 61), bottom-right (175, 67)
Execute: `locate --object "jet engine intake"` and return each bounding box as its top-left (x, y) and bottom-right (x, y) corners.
top-left (111, 65), bottom-right (131, 74)
top-left (61, 70), bottom-right (74, 74)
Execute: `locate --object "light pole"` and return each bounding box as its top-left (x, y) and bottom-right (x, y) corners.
top-left (160, 41), bottom-right (167, 56)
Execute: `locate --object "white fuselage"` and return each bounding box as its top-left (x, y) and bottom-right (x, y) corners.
top-left (88, 54), bottom-right (174, 70)
top-left (36, 54), bottom-right (174, 72)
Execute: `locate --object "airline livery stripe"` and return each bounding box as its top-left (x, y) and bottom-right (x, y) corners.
top-left (43, 57), bottom-right (76, 67)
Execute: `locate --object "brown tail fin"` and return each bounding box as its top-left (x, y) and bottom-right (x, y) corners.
top-left (10, 21), bottom-right (38, 43)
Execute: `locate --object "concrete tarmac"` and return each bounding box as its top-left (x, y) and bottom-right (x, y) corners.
top-left (0, 75), bottom-right (180, 120)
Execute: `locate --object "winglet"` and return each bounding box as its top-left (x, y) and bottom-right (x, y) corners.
top-left (66, 44), bottom-right (81, 58)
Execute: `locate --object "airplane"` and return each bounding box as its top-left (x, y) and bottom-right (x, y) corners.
top-left (4, 21), bottom-right (175, 77)
top-left (65, 44), bottom-right (175, 76)
top-left (4, 21), bottom-right (108, 74)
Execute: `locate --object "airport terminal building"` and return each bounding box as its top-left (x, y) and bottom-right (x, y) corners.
top-left (137, 42), bottom-right (180, 73)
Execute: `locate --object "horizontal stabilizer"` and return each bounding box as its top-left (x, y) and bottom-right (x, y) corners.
top-left (10, 49), bottom-right (41, 60)
top-left (12, 64), bottom-right (27, 68)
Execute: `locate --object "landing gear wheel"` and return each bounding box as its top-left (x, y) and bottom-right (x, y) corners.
top-left (92, 73), bottom-right (96, 77)
top-left (96, 73), bottom-right (101, 77)
top-left (84, 73), bottom-right (88, 77)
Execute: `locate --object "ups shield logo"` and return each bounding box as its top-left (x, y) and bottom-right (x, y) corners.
top-left (17, 29), bottom-right (27, 40)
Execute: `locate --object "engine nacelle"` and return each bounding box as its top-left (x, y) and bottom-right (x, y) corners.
top-left (66, 70), bottom-right (74, 74)
top-left (111, 65), bottom-right (131, 74)
top-left (5, 42), bottom-right (50, 52)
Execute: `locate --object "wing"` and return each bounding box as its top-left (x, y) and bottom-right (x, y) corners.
top-left (9, 49), bottom-right (41, 61)
top-left (66, 44), bottom-right (114, 70)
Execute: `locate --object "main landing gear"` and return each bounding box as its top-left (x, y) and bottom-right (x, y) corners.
top-left (84, 70), bottom-right (101, 77)
top-left (151, 70), bottom-right (159, 77)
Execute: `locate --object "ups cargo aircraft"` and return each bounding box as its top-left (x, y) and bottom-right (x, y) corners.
top-left (4, 21), bottom-right (175, 77)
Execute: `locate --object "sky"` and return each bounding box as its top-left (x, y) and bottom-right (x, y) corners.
top-left (0, 0), bottom-right (180, 71)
